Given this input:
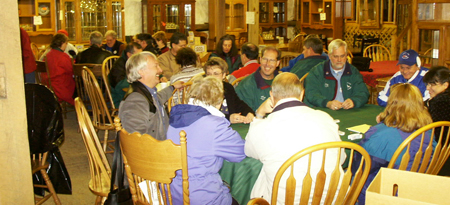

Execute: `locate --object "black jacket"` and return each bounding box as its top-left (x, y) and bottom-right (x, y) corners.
top-left (223, 81), bottom-right (254, 120)
top-left (76, 44), bottom-right (112, 64)
top-left (102, 40), bottom-right (123, 56)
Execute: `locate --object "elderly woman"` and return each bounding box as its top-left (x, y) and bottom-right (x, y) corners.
top-left (210, 34), bottom-right (241, 73)
top-left (205, 57), bottom-right (254, 123)
top-left (353, 83), bottom-right (435, 204)
top-left (170, 47), bottom-right (203, 84)
top-left (43, 33), bottom-right (76, 105)
top-left (152, 31), bottom-right (169, 54)
top-left (167, 76), bottom-right (245, 205)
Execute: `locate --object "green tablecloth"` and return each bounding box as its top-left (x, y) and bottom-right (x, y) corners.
top-left (219, 104), bottom-right (384, 205)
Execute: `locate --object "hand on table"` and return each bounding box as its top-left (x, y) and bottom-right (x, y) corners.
top-left (342, 99), bottom-right (354, 110)
top-left (243, 113), bottom-right (255, 124)
top-left (326, 100), bottom-right (343, 111)
top-left (230, 113), bottom-right (246, 124)
top-left (376, 113), bottom-right (381, 123)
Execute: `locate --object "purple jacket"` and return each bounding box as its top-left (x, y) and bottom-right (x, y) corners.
top-left (167, 104), bottom-right (245, 205)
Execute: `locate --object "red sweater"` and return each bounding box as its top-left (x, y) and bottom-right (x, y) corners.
top-left (43, 49), bottom-right (76, 105)
top-left (20, 28), bottom-right (37, 74)
top-left (230, 62), bottom-right (260, 79)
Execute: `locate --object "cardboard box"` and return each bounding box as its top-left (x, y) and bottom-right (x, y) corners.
top-left (366, 168), bottom-right (450, 205)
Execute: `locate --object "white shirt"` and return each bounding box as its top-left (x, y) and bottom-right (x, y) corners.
top-left (245, 98), bottom-right (345, 204)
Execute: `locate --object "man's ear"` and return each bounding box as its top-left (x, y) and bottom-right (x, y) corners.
top-left (127, 52), bottom-right (132, 58)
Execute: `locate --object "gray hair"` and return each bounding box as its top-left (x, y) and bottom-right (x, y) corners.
top-left (272, 73), bottom-right (302, 102)
top-left (105, 30), bottom-right (117, 39)
top-left (90, 31), bottom-right (103, 45)
top-left (125, 52), bottom-right (157, 83)
top-left (328, 39), bottom-right (347, 55)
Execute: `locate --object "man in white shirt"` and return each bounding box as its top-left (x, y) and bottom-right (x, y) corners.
top-left (245, 72), bottom-right (345, 204)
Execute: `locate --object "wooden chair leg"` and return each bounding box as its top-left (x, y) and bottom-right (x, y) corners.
top-left (95, 196), bottom-right (103, 205)
top-left (103, 130), bottom-right (109, 152)
top-left (40, 169), bottom-right (61, 205)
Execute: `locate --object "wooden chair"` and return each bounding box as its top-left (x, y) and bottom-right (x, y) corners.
top-left (73, 64), bottom-right (102, 111)
top-left (101, 56), bottom-right (120, 111)
top-left (247, 141), bottom-right (371, 205)
top-left (388, 121), bottom-right (450, 175)
top-left (31, 42), bottom-right (40, 60)
top-left (115, 117), bottom-right (190, 205)
top-left (32, 152), bottom-right (62, 205)
top-left (74, 97), bottom-right (111, 204)
top-left (279, 55), bottom-right (296, 69)
top-left (168, 82), bottom-right (193, 113)
top-left (194, 31), bottom-right (208, 45)
top-left (420, 48), bottom-right (433, 66)
top-left (299, 73), bottom-right (308, 102)
top-left (288, 33), bottom-right (306, 53)
top-left (200, 52), bottom-right (212, 66)
top-left (35, 60), bottom-right (50, 86)
top-left (231, 75), bottom-right (248, 88)
top-left (82, 67), bottom-right (116, 154)
top-left (363, 44), bottom-right (391, 62)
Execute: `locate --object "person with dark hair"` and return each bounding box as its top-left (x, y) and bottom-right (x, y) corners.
top-left (43, 33), bottom-right (76, 105)
top-left (76, 31), bottom-right (112, 64)
top-left (159, 32), bottom-right (188, 80)
top-left (204, 57), bottom-right (255, 123)
top-left (134, 33), bottom-right (160, 55)
top-left (424, 66), bottom-right (450, 137)
top-left (153, 31), bottom-right (169, 54)
top-left (109, 42), bottom-right (143, 107)
top-left (170, 47), bottom-right (203, 84)
top-left (377, 49), bottom-right (430, 107)
top-left (235, 47), bottom-right (281, 111)
top-left (102, 30), bottom-right (124, 56)
top-left (280, 34), bottom-right (329, 72)
top-left (230, 43), bottom-right (260, 79)
top-left (210, 34), bottom-right (242, 73)
top-left (290, 36), bottom-right (327, 79)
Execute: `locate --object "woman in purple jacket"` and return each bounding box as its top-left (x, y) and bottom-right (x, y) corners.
top-left (167, 76), bottom-right (245, 205)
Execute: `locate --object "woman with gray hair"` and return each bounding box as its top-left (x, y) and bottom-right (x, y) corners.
top-left (167, 76), bottom-right (245, 205)
top-left (118, 51), bottom-right (184, 140)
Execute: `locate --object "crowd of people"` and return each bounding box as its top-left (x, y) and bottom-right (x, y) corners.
top-left (21, 29), bottom-right (450, 204)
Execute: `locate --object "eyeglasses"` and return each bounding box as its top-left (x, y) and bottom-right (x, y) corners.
top-left (261, 58), bottom-right (278, 64)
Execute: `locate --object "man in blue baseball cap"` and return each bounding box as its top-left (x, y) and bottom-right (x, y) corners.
top-left (377, 49), bottom-right (430, 106)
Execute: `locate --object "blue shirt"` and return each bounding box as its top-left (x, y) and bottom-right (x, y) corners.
top-left (330, 64), bottom-right (344, 102)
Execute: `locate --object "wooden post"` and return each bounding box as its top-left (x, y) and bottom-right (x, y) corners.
top-left (208, 0), bottom-right (226, 50)
top-left (248, 0), bottom-right (260, 45)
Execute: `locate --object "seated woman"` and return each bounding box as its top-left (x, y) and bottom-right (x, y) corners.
top-left (353, 83), bottom-right (434, 204)
top-left (43, 33), bottom-right (76, 105)
top-left (170, 47), bottom-right (203, 84)
top-left (167, 76), bottom-right (245, 205)
top-left (210, 34), bottom-right (241, 73)
top-left (152, 31), bottom-right (169, 54)
top-left (204, 57), bottom-right (254, 123)
top-left (424, 66), bottom-right (450, 137)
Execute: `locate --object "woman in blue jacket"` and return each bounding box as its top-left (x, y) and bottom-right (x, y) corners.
top-left (353, 83), bottom-right (434, 204)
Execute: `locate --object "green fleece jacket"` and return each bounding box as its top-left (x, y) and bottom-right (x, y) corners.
top-left (304, 60), bottom-right (369, 108)
top-left (290, 55), bottom-right (328, 79)
top-left (235, 67), bottom-right (278, 111)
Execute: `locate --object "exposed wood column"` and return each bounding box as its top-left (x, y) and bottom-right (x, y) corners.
top-left (208, 0), bottom-right (226, 50)
top-left (248, 0), bottom-right (259, 45)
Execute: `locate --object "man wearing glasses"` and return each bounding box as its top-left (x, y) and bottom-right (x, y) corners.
top-left (304, 39), bottom-right (369, 110)
top-left (235, 46), bottom-right (281, 111)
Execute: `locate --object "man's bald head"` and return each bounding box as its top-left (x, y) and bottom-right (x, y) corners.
top-left (271, 73), bottom-right (303, 103)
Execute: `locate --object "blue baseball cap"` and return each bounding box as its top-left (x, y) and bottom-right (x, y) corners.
top-left (397, 49), bottom-right (419, 66)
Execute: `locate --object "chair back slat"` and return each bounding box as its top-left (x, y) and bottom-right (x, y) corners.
top-left (388, 121), bottom-right (450, 175)
top-left (285, 166), bottom-right (296, 205)
top-left (102, 56), bottom-right (120, 110)
top-left (116, 117), bottom-right (189, 205)
top-left (299, 73), bottom-right (308, 102)
top-left (363, 44), bottom-right (391, 62)
top-left (324, 148), bottom-right (344, 204)
top-left (300, 154), bottom-right (312, 205)
top-left (168, 82), bottom-right (193, 112)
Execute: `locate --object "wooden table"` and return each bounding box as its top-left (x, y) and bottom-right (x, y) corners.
top-left (219, 104), bottom-right (384, 205)
top-left (259, 43), bottom-right (289, 51)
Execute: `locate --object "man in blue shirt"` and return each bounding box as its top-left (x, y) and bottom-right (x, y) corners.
top-left (377, 49), bottom-right (430, 107)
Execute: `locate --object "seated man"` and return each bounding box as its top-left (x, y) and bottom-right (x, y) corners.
top-left (118, 52), bottom-right (183, 140)
top-left (235, 46), bottom-right (280, 111)
top-left (280, 34), bottom-right (328, 72)
top-left (304, 39), bottom-right (369, 110)
top-left (102, 30), bottom-right (124, 56)
top-left (377, 49), bottom-right (429, 107)
top-left (158, 32), bottom-right (187, 81)
top-left (108, 42), bottom-right (142, 108)
top-left (76, 31), bottom-right (112, 64)
top-left (290, 36), bottom-right (328, 79)
top-left (230, 43), bottom-right (260, 79)
top-left (245, 72), bottom-right (344, 204)
top-left (134, 33), bottom-right (159, 55)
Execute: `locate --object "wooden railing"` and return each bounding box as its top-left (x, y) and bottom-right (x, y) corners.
top-left (391, 22), bottom-right (412, 59)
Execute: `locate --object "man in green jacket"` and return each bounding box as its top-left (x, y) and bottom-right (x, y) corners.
top-left (304, 39), bottom-right (369, 110)
top-left (290, 36), bottom-right (328, 79)
top-left (235, 47), bottom-right (280, 111)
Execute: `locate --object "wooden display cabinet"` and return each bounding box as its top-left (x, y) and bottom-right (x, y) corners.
top-left (299, 0), bottom-right (343, 41)
top-left (225, 0), bottom-right (247, 38)
top-left (259, 0), bottom-right (288, 41)
top-left (141, 0), bottom-right (195, 37)
top-left (19, 0), bottom-right (55, 36)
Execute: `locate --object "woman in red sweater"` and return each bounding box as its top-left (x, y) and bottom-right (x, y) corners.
top-left (43, 33), bottom-right (76, 105)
